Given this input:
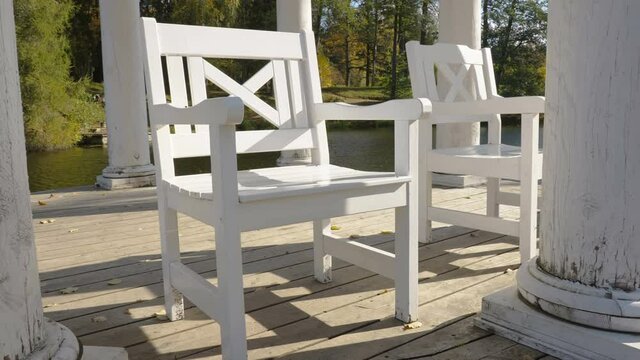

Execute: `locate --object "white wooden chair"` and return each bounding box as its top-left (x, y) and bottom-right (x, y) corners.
top-left (141, 18), bottom-right (431, 359)
top-left (406, 41), bottom-right (544, 261)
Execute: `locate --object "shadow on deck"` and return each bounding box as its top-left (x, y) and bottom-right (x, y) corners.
top-left (32, 185), bottom-right (552, 360)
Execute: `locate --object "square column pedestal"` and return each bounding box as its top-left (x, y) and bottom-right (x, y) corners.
top-left (432, 173), bottom-right (486, 188)
top-left (476, 286), bottom-right (640, 360)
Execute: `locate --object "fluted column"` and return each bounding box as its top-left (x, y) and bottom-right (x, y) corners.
top-left (517, 0), bottom-right (640, 332)
top-left (1, 2), bottom-right (79, 358)
top-left (276, 0), bottom-right (314, 166)
top-left (97, 0), bottom-right (155, 189)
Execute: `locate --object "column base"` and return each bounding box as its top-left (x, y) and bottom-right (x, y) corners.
top-left (476, 286), bottom-right (640, 360)
top-left (432, 173), bottom-right (486, 188)
top-left (96, 164), bottom-right (156, 190)
top-left (277, 149), bottom-right (312, 166)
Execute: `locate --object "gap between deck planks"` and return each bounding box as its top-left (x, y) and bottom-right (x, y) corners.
top-left (32, 184), bottom-right (543, 359)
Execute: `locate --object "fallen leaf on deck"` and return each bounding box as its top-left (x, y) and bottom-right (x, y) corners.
top-left (465, 196), bottom-right (472, 199)
top-left (155, 309), bottom-right (169, 321)
top-left (403, 321), bottom-right (423, 330)
top-left (330, 225), bottom-right (341, 231)
top-left (38, 200), bottom-right (47, 206)
top-left (43, 303), bottom-right (57, 308)
top-left (107, 278), bottom-right (122, 285)
top-left (68, 228), bottom-right (79, 233)
top-left (504, 268), bottom-right (515, 274)
top-left (39, 219), bottom-right (56, 224)
top-left (470, 232), bottom-right (479, 237)
top-left (380, 230), bottom-right (394, 234)
top-left (349, 234), bottom-right (361, 239)
top-left (91, 316), bottom-right (107, 323)
top-left (60, 286), bottom-right (78, 294)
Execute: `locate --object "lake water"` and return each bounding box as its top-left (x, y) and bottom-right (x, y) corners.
top-left (27, 124), bottom-right (541, 192)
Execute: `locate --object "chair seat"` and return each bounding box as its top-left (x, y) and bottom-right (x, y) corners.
top-left (165, 164), bottom-right (410, 203)
top-left (432, 144), bottom-right (541, 158)
top-left (429, 144), bottom-right (543, 180)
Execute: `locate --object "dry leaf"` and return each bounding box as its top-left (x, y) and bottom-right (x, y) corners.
top-left (330, 225), bottom-right (342, 231)
top-left (60, 286), bottom-right (78, 294)
top-left (155, 309), bottom-right (169, 321)
top-left (107, 278), bottom-right (122, 286)
top-left (39, 219), bottom-right (56, 224)
top-left (91, 315), bottom-right (107, 323)
top-left (380, 230), bottom-right (394, 235)
top-left (68, 228), bottom-right (79, 233)
top-left (43, 303), bottom-right (57, 308)
top-left (403, 321), bottom-right (423, 330)
top-left (349, 234), bottom-right (361, 239)
top-left (38, 200), bottom-right (47, 206)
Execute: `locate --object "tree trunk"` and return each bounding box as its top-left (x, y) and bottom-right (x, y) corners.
top-left (420, 0), bottom-right (431, 44)
top-left (314, 0), bottom-right (323, 46)
top-left (365, 42), bottom-right (371, 87)
top-left (495, 0), bottom-right (516, 86)
top-left (344, 31), bottom-right (350, 86)
top-left (371, 1), bottom-right (379, 86)
top-left (390, 2), bottom-right (399, 98)
top-left (481, 0), bottom-right (490, 47)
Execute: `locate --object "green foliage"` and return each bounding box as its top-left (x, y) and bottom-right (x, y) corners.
top-left (483, 0), bottom-right (547, 96)
top-left (14, 0), bottom-right (104, 151)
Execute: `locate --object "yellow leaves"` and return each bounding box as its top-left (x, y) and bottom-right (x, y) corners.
top-left (403, 321), bottom-right (423, 330)
top-left (154, 309), bottom-right (169, 321)
top-left (330, 224), bottom-right (342, 231)
top-left (38, 200), bottom-right (47, 206)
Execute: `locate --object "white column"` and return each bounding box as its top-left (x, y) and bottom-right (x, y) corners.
top-left (433, 0), bottom-right (484, 187)
top-left (97, 0), bottom-right (156, 189)
top-left (519, 0), bottom-right (640, 332)
top-left (1, 2), bottom-right (79, 358)
top-left (437, 0), bottom-right (481, 149)
top-left (478, 1), bottom-right (640, 358)
top-left (276, 0), bottom-right (313, 166)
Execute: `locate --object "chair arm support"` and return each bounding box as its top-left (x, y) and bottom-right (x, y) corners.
top-left (314, 98), bottom-right (432, 122)
top-left (432, 96), bottom-right (545, 118)
top-left (149, 96), bottom-right (244, 127)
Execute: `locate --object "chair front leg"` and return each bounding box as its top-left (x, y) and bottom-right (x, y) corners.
top-left (313, 219), bottom-right (332, 283)
top-left (158, 194), bottom-right (185, 321)
top-left (394, 204), bottom-right (419, 323)
top-left (215, 218), bottom-right (248, 359)
top-left (519, 113), bottom-right (540, 261)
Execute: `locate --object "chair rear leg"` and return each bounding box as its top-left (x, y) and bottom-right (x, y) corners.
top-left (313, 219), bottom-right (332, 283)
top-left (394, 204), bottom-right (419, 323)
top-left (158, 201), bottom-right (184, 321)
top-left (420, 171), bottom-right (433, 244)
top-left (487, 177), bottom-right (500, 217)
top-left (216, 221), bottom-right (248, 359)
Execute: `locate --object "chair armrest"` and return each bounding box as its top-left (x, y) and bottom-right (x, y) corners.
top-left (149, 96), bottom-right (244, 127)
top-left (433, 96), bottom-right (545, 118)
top-left (314, 98), bottom-right (432, 122)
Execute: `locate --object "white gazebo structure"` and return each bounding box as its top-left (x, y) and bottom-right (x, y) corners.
top-left (3, 0), bottom-right (640, 358)
top-left (477, 1), bottom-right (640, 358)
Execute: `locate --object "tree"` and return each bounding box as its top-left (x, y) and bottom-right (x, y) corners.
top-left (14, 0), bottom-right (104, 151)
top-left (483, 0), bottom-right (547, 96)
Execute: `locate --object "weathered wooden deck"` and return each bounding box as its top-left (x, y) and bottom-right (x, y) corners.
top-left (32, 184), bottom-right (555, 359)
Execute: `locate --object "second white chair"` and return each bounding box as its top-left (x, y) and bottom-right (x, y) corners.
top-left (407, 41), bottom-right (544, 261)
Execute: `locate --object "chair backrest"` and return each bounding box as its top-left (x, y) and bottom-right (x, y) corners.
top-left (406, 41), bottom-right (499, 123)
top-left (140, 18), bottom-right (328, 178)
